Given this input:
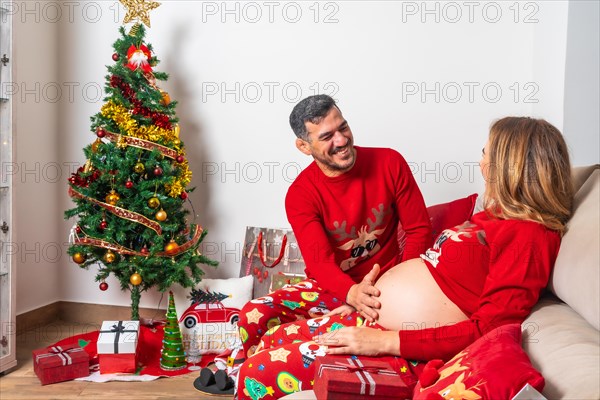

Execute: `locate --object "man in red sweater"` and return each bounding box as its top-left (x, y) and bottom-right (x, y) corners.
top-left (237, 95), bottom-right (432, 356)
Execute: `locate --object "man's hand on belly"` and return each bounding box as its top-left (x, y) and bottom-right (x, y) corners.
top-left (345, 264), bottom-right (381, 322)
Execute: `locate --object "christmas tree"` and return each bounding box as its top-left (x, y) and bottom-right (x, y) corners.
top-left (64, 0), bottom-right (217, 320)
top-left (160, 291), bottom-right (187, 371)
top-left (189, 288), bottom-right (229, 305)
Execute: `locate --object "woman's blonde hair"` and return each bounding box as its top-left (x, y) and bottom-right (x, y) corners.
top-left (484, 117), bottom-right (574, 234)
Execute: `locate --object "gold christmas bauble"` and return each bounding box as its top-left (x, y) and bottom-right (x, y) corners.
top-left (161, 90), bottom-right (171, 105)
top-left (105, 190), bottom-right (120, 206)
top-left (148, 197), bottom-right (160, 209)
top-left (173, 138), bottom-right (181, 146)
top-left (91, 138), bottom-right (102, 153)
top-left (173, 123), bottom-right (180, 138)
top-left (103, 250), bottom-right (116, 264)
top-left (134, 162), bottom-right (145, 174)
top-left (155, 210), bottom-right (167, 221)
top-left (165, 240), bottom-right (179, 255)
top-left (130, 273), bottom-right (142, 286)
top-left (73, 253), bottom-right (86, 264)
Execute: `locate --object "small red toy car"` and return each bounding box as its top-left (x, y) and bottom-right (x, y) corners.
top-left (179, 302), bottom-right (240, 329)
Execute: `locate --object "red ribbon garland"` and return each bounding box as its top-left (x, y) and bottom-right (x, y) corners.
top-left (101, 129), bottom-right (179, 160)
top-left (68, 186), bottom-right (162, 235)
top-left (74, 224), bottom-right (203, 258)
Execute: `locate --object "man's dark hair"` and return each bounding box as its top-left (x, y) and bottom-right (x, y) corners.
top-left (289, 95), bottom-right (338, 140)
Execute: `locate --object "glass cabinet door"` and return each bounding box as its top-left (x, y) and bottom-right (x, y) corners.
top-left (0, 2), bottom-right (16, 373)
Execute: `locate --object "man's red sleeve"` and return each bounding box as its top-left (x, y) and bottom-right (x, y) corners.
top-left (392, 153), bottom-right (432, 261)
top-left (285, 185), bottom-right (355, 300)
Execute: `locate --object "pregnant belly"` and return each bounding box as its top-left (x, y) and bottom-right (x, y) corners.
top-left (374, 258), bottom-right (468, 331)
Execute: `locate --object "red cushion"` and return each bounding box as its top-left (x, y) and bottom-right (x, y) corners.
top-left (398, 193), bottom-right (478, 257)
top-left (426, 193), bottom-right (478, 238)
top-left (413, 324), bottom-right (544, 399)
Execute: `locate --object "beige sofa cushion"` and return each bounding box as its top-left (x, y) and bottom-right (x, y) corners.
top-left (549, 167), bottom-right (600, 330)
top-left (523, 297), bottom-right (600, 399)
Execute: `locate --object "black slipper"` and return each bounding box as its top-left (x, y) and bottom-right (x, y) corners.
top-left (193, 371), bottom-right (234, 397)
top-left (198, 368), bottom-right (216, 387)
top-left (215, 370), bottom-right (234, 391)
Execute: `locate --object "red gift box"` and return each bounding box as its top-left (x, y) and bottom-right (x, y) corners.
top-left (314, 356), bottom-right (411, 400)
top-left (98, 353), bottom-right (138, 374)
top-left (32, 344), bottom-right (89, 385)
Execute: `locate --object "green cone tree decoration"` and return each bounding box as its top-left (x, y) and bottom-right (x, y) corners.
top-left (64, 6), bottom-right (217, 320)
top-left (160, 291), bottom-right (187, 371)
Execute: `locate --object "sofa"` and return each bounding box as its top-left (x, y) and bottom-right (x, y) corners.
top-left (522, 164), bottom-right (599, 399)
top-left (283, 164), bottom-right (599, 399)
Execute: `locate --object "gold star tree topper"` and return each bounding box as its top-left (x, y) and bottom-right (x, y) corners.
top-left (120, 0), bottom-right (161, 27)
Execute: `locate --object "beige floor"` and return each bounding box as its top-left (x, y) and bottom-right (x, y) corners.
top-left (0, 320), bottom-right (211, 400)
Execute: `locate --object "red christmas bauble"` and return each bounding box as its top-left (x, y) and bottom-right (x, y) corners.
top-left (99, 221), bottom-right (108, 230)
top-left (176, 155), bottom-right (185, 163)
top-left (125, 180), bottom-right (134, 189)
top-left (75, 225), bottom-right (82, 234)
top-left (97, 128), bottom-right (106, 138)
top-left (154, 167), bottom-right (163, 176)
top-left (140, 246), bottom-right (149, 255)
top-left (99, 282), bottom-right (109, 291)
top-left (112, 53), bottom-right (119, 62)
top-left (180, 192), bottom-right (188, 200)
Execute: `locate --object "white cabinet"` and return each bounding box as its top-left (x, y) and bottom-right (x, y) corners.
top-left (0, 3), bottom-right (16, 374)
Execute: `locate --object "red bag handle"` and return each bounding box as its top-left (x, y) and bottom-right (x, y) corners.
top-left (257, 231), bottom-right (288, 268)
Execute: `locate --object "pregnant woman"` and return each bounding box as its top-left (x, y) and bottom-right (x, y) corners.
top-left (237, 116), bottom-right (574, 400)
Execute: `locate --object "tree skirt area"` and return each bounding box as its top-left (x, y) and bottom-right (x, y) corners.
top-left (53, 323), bottom-right (215, 382)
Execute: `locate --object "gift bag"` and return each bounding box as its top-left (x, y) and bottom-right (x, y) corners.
top-left (239, 227), bottom-right (305, 298)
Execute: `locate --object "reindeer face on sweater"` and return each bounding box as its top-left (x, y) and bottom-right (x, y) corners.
top-left (327, 203), bottom-right (391, 271)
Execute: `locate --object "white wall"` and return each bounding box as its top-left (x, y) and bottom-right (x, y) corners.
top-left (563, 0), bottom-right (600, 166)
top-left (13, 10), bottom-right (61, 314)
top-left (531, 1), bottom-right (569, 130)
top-left (12, 1), bottom-right (591, 313)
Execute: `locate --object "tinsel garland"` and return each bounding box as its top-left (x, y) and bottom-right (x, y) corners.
top-left (101, 101), bottom-right (178, 145)
top-left (69, 186), bottom-right (163, 234)
top-left (100, 129), bottom-right (192, 197)
top-left (110, 75), bottom-right (171, 130)
top-left (74, 224), bottom-right (204, 258)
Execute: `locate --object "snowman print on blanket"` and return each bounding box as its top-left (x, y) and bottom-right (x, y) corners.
top-left (308, 300), bottom-right (330, 318)
top-left (251, 296), bottom-right (274, 308)
top-left (307, 317), bottom-right (331, 335)
top-left (299, 342), bottom-right (327, 368)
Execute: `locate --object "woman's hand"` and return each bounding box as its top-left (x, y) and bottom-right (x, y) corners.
top-left (325, 304), bottom-right (356, 318)
top-left (313, 327), bottom-right (400, 357)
